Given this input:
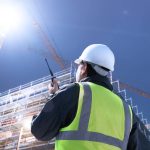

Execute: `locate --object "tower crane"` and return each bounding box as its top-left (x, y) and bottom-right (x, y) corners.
top-left (32, 20), bottom-right (65, 69)
top-left (119, 81), bottom-right (150, 100)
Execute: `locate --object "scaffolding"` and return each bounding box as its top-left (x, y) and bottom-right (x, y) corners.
top-left (0, 68), bottom-right (74, 150)
top-left (0, 66), bottom-right (149, 149)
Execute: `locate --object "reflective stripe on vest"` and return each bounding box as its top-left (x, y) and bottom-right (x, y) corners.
top-left (57, 83), bottom-right (132, 150)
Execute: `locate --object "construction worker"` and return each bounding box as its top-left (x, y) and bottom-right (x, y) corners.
top-left (31, 44), bottom-right (138, 150)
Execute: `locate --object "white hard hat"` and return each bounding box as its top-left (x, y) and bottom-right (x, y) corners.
top-left (74, 44), bottom-right (115, 71)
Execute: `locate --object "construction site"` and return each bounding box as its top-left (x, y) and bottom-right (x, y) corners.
top-left (0, 65), bottom-right (150, 149)
top-left (0, 0), bottom-right (150, 149)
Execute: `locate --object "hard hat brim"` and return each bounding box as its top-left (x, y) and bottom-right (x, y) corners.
top-left (74, 59), bottom-right (82, 64)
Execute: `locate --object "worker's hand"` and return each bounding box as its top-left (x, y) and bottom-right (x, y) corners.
top-left (48, 79), bottom-right (59, 94)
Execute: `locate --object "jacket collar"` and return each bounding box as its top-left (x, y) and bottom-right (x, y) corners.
top-left (80, 75), bottom-right (113, 91)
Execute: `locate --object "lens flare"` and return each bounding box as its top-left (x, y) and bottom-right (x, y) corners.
top-left (0, 5), bottom-right (22, 33)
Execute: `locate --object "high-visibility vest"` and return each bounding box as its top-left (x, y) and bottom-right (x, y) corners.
top-left (55, 82), bottom-right (132, 150)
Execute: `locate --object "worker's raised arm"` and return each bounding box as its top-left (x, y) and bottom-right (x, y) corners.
top-left (31, 83), bottom-right (79, 141)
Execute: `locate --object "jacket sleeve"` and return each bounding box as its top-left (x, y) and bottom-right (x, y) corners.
top-left (127, 112), bottom-right (150, 150)
top-left (127, 112), bottom-right (138, 150)
top-left (127, 111), bottom-right (145, 150)
top-left (31, 83), bottom-right (79, 141)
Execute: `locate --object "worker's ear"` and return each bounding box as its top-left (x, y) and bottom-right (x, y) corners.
top-left (81, 63), bottom-right (88, 77)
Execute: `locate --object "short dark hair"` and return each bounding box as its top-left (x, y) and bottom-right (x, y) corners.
top-left (86, 63), bottom-right (110, 77)
top-left (86, 63), bottom-right (98, 76)
top-left (79, 61), bottom-right (97, 76)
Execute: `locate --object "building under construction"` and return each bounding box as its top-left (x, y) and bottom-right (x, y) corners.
top-left (0, 68), bottom-right (73, 150)
top-left (0, 66), bottom-right (150, 150)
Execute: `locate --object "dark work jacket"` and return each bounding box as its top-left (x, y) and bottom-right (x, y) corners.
top-left (31, 75), bottom-right (139, 150)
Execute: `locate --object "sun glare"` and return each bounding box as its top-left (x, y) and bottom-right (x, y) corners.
top-left (0, 5), bottom-right (22, 34)
top-left (22, 117), bottom-right (32, 130)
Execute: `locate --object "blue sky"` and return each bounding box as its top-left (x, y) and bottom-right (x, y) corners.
top-left (0, 0), bottom-right (150, 121)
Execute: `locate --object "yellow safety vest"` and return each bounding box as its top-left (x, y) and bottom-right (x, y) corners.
top-left (55, 82), bottom-right (132, 150)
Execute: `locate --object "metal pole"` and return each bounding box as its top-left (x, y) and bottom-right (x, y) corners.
top-left (16, 127), bottom-right (23, 150)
